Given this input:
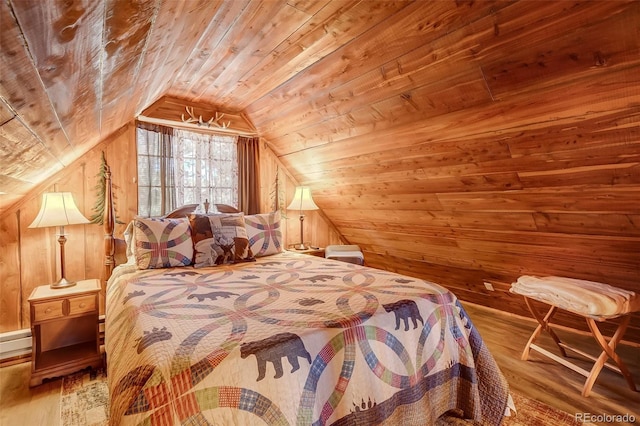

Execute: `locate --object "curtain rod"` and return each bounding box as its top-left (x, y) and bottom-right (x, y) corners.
top-left (136, 115), bottom-right (259, 137)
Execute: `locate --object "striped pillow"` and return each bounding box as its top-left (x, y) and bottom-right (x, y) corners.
top-left (133, 217), bottom-right (193, 269)
top-left (244, 211), bottom-right (283, 257)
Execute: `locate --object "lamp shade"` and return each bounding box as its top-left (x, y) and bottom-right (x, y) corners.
top-left (287, 186), bottom-right (319, 211)
top-left (28, 192), bottom-right (90, 228)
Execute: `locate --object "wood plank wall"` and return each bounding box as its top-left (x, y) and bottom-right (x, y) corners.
top-left (0, 123), bottom-right (340, 333)
top-left (255, 1), bottom-right (640, 343)
top-left (260, 142), bottom-right (344, 250)
top-left (0, 124), bottom-right (136, 332)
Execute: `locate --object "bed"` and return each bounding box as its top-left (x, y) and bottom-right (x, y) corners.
top-left (106, 251), bottom-right (509, 425)
top-left (100, 166), bottom-right (509, 424)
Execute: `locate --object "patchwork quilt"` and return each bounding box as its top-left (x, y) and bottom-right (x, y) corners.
top-left (106, 252), bottom-right (508, 425)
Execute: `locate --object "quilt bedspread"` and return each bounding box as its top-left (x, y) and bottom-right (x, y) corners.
top-left (105, 251), bottom-right (508, 425)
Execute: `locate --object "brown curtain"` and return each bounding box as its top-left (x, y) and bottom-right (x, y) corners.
top-left (237, 136), bottom-right (261, 215)
top-left (136, 122), bottom-right (176, 217)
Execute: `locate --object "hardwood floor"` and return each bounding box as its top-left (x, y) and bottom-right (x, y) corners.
top-left (0, 360), bottom-right (61, 425)
top-left (0, 303), bottom-right (638, 425)
top-left (463, 303), bottom-right (639, 425)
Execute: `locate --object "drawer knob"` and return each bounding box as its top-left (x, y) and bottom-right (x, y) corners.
top-left (79, 303), bottom-right (86, 308)
top-left (45, 307), bottom-right (53, 314)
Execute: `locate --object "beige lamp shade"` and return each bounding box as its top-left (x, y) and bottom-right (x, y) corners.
top-left (28, 192), bottom-right (90, 289)
top-left (29, 192), bottom-right (90, 228)
top-left (287, 186), bottom-right (319, 211)
top-left (287, 186), bottom-right (318, 250)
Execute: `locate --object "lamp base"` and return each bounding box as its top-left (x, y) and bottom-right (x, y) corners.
top-left (50, 277), bottom-right (77, 289)
top-left (294, 243), bottom-right (309, 250)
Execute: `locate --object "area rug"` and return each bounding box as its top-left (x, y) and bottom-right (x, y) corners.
top-left (60, 368), bottom-right (108, 426)
top-left (60, 372), bottom-right (583, 426)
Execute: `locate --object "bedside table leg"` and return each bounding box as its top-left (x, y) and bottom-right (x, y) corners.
top-left (29, 375), bottom-right (44, 387)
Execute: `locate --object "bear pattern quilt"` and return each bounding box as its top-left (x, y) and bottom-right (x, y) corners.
top-left (106, 251), bottom-right (508, 425)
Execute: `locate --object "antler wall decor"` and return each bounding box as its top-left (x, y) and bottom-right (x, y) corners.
top-left (181, 106), bottom-right (231, 129)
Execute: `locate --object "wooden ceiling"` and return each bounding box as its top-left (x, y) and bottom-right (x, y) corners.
top-left (0, 0), bottom-right (427, 212)
top-left (1, 0), bottom-right (639, 299)
top-left (2, 0), bottom-right (638, 205)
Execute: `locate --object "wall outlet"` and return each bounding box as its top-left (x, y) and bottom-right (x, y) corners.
top-left (483, 282), bottom-right (495, 291)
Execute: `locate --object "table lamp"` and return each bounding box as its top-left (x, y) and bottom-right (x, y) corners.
top-left (29, 192), bottom-right (90, 289)
top-left (287, 186), bottom-right (319, 250)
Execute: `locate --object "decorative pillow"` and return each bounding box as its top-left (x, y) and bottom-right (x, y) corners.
top-left (189, 213), bottom-right (255, 268)
top-left (189, 214), bottom-right (221, 268)
top-left (210, 214), bottom-right (255, 263)
top-left (244, 211), bottom-right (283, 257)
top-left (133, 217), bottom-right (193, 269)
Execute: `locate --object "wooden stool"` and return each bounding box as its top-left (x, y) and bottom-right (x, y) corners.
top-left (520, 296), bottom-right (637, 397)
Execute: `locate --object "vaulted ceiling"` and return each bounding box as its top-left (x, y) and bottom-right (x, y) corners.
top-left (1, 0), bottom-right (422, 212)
top-left (4, 0), bottom-right (632, 204)
top-left (2, 0), bottom-right (638, 212)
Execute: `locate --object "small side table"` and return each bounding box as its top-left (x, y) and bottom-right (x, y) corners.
top-left (288, 247), bottom-right (325, 257)
top-left (28, 279), bottom-right (102, 386)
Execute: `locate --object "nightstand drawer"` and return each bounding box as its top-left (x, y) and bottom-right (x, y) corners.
top-left (34, 300), bottom-right (64, 322)
top-left (69, 295), bottom-right (96, 315)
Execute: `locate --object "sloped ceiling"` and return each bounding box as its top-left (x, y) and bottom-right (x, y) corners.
top-left (0, 0), bottom-right (411, 210)
top-left (2, 0), bottom-right (638, 208)
top-left (1, 1), bottom-right (639, 298)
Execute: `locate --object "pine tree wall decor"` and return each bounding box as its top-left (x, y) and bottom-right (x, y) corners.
top-left (270, 165), bottom-right (287, 218)
top-left (91, 151), bottom-right (124, 225)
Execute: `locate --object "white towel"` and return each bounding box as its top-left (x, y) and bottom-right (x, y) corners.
top-left (510, 275), bottom-right (640, 317)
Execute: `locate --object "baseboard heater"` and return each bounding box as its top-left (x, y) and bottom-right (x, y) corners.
top-left (0, 328), bottom-right (31, 360)
top-left (0, 315), bottom-right (105, 361)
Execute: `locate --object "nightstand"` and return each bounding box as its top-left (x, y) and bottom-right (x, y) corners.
top-left (288, 247), bottom-right (325, 257)
top-left (28, 279), bottom-right (102, 387)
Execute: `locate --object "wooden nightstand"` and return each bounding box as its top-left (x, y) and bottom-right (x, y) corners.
top-left (288, 247), bottom-right (325, 257)
top-left (28, 279), bottom-right (102, 387)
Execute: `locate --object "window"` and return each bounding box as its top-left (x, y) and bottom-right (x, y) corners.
top-left (173, 129), bottom-right (238, 211)
top-left (136, 124), bottom-right (238, 217)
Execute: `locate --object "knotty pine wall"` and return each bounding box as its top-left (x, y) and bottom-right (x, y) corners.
top-left (0, 124), bottom-right (135, 332)
top-left (0, 122), bottom-right (340, 333)
top-left (259, 140), bottom-right (344, 251)
top-left (255, 2), bottom-right (640, 344)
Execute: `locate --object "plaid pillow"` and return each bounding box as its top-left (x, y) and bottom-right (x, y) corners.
top-left (133, 217), bottom-right (193, 269)
top-left (244, 211), bottom-right (283, 257)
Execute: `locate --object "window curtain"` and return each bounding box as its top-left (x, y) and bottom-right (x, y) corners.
top-left (136, 122), bottom-right (176, 217)
top-left (237, 136), bottom-right (261, 215)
